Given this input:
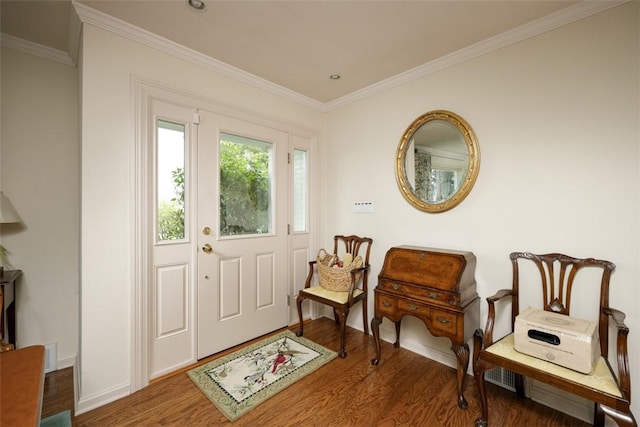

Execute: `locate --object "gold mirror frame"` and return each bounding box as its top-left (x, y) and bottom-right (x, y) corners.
top-left (395, 110), bottom-right (480, 213)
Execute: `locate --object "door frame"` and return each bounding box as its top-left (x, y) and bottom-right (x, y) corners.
top-left (131, 79), bottom-right (319, 391)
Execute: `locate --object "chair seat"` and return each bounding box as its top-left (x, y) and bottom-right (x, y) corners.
top-left (486, 334), bottom-right (622, 398)
top-left (300, 285), bottom-right (363, 304)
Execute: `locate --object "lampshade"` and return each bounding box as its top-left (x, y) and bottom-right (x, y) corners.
top-left (0, 192), bottom-right (21, 224)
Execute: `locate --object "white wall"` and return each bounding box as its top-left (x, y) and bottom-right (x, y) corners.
top-left (0, 47), bottom-right (79, 368)
top-left (78, 23), bottom-right (324, 411)
top-left (324, 2), bottom-right (638, 421)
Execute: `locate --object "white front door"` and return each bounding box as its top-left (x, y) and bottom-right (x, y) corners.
top-left (196, 111), bottom-right (289, 359)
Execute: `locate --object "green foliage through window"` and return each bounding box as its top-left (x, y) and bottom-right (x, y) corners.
top-left (220, 136), bottom-right (272, 236)
top-left (157, 167), bottom-right (185, 241)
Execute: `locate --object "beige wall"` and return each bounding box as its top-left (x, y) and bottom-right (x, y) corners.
top-left (1, 0), bottom-right (638, 422)
top-left (0, 47), bottom-right (79, 368)
top-left (324, 2), bottom-right (638, 420)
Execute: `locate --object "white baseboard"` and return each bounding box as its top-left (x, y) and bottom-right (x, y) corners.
top-left (76, 383), bottom-right (131, 416)
top-left (57, 355), bottom-right (76, 370)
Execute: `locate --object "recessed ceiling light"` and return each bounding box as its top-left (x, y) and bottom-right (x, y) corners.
top-left (188, 0), bottom-right (205, 10)
top-left (329, 74), bottom-right (341, 80)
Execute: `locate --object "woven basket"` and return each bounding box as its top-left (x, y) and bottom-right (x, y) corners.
top-left (316, 249), bottom-right (363, 292)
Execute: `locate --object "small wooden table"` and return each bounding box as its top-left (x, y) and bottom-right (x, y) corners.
top-left (0, 345), bottom-right (46, 426)
top-left (371, 246), bottom-right (480, 409)
top-left (1, 269), bottom-right (22, 349)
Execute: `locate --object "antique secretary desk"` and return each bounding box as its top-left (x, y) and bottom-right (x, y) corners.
top-left (371, 245), bottom-right (480, 409)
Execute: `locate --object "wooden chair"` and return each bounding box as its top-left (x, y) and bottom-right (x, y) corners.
top-left (296, 235), bottom-right (372, 358)
top-left (473, 252), bottom-right (636, 427)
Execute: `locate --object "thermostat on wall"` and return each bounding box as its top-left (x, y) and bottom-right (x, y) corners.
top-left (353, 202), bottom-right (374, 213)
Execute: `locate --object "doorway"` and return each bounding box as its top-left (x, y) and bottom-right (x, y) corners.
top-left (141, 92), bottom-right (314, 382)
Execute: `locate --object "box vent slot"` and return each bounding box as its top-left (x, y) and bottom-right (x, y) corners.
top-left (485, 366), bottom-right (516, 391)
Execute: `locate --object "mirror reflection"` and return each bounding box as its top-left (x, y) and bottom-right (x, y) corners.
top-left (406, 120), bottom-right (468, 203)
top-left (396, 110), bottom-right (480, 213)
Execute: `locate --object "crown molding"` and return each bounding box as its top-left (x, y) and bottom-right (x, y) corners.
top-left (323, 0), bottom-right (628, 111)
top-left (0, 33), bottom-right (75, 67)
top-left (67, 0), bottom-right (82, 67)
top-left (5, 0), bottom-right (625, 110)
top-left (72, 1), bottom-right (325, 111)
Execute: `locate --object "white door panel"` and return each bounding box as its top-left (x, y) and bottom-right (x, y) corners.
top-left (197, 111), bottom-right (289, 359)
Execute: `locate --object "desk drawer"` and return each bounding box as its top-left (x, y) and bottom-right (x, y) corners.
top-left (397, 299), bottom-right (430, 317)
top-left (376, 294), bottom-right (397, 316)
top-left (378, 279), bottom-right (460, 308)
top-left (431, 309), bottom-right (458, 335)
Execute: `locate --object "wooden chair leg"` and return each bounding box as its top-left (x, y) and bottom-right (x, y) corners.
top-left (362, 295), bottom-right (369, 336)
top-left (337, 308), bottom-right (348, 358)
top-left (593, 402), bottom-right (604, 427)
top-left (473, 363), bottom-right (489, 426)
top-left (295, 294), bottom-right (305, 337)
top-left (515, 373), bottom-right (525, 398)
top-left (473, 330), bottom-right (489, 426)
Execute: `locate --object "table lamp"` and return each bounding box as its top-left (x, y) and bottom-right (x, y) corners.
top-left (0, 191), bottom-right (22, 274)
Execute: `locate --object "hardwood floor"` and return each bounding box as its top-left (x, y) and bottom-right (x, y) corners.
top-left (42, 318), bottom-right (589, 426)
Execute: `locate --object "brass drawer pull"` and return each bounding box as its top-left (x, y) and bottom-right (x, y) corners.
top-left (392, 284), bottom-right (400, 290)
top-left (437, 316), bottom-right (450, 325)
top-left (428, 292), bottom-right (440, 299)
top-left (408, 304), bottom-right (418, 311)
top-left (383, 301), bottom-right (392, 308)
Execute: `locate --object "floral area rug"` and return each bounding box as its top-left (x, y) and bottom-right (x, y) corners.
top-left (187, 329), bottom-right (337, 421)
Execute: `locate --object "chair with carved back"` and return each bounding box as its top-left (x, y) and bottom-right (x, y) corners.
top-left (473, 252), bottom-right (636, 427)
top-left (296, 235), bottom-right (372, 358)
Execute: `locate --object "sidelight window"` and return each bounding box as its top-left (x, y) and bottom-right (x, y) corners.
top-left (156, 119), bottom-right (186, 242)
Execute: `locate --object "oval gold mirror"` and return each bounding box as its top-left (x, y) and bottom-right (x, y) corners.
top-left (396, 110), bottom-right (480, 213)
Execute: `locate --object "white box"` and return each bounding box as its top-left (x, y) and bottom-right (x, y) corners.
top-left (514, 306), bottom-right (599, 374)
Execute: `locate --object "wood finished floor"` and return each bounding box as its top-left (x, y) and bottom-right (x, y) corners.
top-left (42, 318), bottom-right (589, 426)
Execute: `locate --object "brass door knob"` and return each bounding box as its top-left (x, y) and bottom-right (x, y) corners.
top-left (202, 243), bottom-right (213, 253)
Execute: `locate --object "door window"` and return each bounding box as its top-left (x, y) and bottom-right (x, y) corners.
top-left (219, 132), bottom-right (273, 237)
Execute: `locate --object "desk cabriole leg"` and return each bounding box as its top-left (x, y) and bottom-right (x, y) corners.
top-left (451, 343), bottom-right (470, 409)
top-left (371, 316), bottom-right (382, 365)
top-left (394, 320), bottom-right (401, 348)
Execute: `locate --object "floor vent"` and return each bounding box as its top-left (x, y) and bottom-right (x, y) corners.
top-left (44, 343), bottom-right (57, 373)
top-left (485, 366), bottom-right (516, 391)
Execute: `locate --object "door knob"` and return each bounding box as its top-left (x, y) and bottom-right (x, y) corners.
top-left (202, 243), bottom-right (213, 253)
